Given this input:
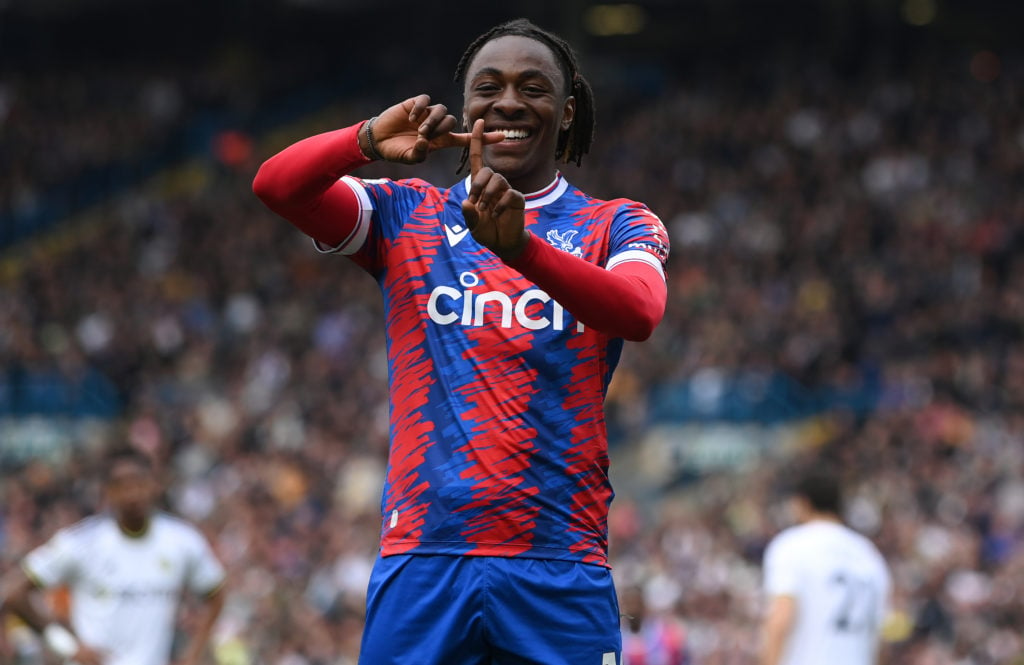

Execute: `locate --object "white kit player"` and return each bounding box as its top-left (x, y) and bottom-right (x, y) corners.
top-left (760, 466), bottom-right (891, 665)
top-left (1, 448), bottom-right (226, 665)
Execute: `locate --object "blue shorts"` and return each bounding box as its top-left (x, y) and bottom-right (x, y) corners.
top-left (358, 554), bottom-right (622, 665)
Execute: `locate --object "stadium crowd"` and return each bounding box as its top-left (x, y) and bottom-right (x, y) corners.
top-left (2, 27), bottom-right (1023, 665)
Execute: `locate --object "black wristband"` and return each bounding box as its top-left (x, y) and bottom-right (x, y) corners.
top-left (364, 116), bottom-right (384, 161)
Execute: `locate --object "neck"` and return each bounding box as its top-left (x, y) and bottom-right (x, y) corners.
top-left (118, 515), bottom-right (150, 537)
top-left (509, 168), bottom-right (560, 197)
top-left (805, 511), bottom-right (841, 524)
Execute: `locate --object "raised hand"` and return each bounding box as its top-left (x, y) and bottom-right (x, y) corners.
top-left (365, 95), bottom-right (502, 164)
top-left (461, 119), bottom-right (529, 260)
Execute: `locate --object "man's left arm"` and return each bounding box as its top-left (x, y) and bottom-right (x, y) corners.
top-left (507, 211), bottom-right (668, 342)
top-left (458, 127), bottom-right (668, 340)
top-left (509, 234), bottom-right (666, 340)
top-left (175, 584), bottom-right (225, 665)
top-left (175, 527), bottom-right (227, 665)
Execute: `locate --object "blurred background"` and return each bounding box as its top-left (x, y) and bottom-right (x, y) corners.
top-left (1, 0), bottom-right (1023, 662)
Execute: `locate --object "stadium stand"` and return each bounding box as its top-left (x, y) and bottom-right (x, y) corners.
top-left (2, 1), bottom-right (1022, 663)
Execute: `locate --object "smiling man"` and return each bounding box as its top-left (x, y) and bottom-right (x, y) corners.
top-left (253, 18), bottom-right (670, 665)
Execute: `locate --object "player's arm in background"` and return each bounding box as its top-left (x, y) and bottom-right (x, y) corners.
top-left (760, 536), bottom-right (799, 665)
top-left (760, 593), bottom-right (797, 665)
top-left (874, 555), bottom-right (894, 665)
top-left (175, 527), bottom-right (229, 665)
top-left (175, 583), bottom-right (226, 665)
top-left (0, 564), bottom-right (104, 665)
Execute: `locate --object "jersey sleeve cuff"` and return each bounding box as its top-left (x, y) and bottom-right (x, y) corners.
top-left (311, 176), bottom-right (374, 255)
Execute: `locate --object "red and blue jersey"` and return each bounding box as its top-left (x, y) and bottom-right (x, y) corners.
top-left (319, 172), bottom-right (668, 566)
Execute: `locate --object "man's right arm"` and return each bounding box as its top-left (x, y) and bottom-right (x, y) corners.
top-left (254, 95), bottom-right (501, 249)
top-left (1, 568), bottom-right (50, 632)
top-left (252, 123), bottom-right (371, 247)
top-left (0, 567), bottom-right (104, 665)
top-left (760, 593), bottom-right (796, 665)
top-left (760, 535), bottom-right (799, 665)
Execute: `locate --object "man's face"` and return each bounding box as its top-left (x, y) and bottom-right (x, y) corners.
top-left (105, 458), bottom-right (157, 524)
top-left (462, 35), bottom-right (575, 192)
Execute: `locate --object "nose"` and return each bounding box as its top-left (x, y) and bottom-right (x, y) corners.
top-left (492, 85), bottom-right (525, 116)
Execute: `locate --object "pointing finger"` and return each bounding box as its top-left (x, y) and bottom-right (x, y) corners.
top-left (448, 129), bottom-right (505, 149)
top-left (469, 119), bottom-right (484, 179)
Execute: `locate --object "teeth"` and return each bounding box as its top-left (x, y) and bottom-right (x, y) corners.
top-left (501, 129), bottom-right (530, 140)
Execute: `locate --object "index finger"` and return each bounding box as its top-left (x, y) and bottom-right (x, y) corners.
top-left (469, 118), bottom-right (485, 179)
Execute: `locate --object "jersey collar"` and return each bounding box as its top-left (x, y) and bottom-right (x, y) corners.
top-left (116, 516), bottom-right (152, 538)
top-left (461, 173), bottom-right (568, 210)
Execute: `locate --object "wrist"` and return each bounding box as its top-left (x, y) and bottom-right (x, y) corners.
top-left (43, 623), bottom-right (79, 659)
top-left (501, 231), bottom-right (535, 264)
top-left (358, 117), bottom-right (384, 161)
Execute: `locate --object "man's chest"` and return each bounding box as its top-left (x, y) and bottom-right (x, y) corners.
top-left (75, 538), bottom-right (186, 598)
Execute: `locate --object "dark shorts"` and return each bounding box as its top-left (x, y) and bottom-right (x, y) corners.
top-left (358, 554), bottom-right (622, 665)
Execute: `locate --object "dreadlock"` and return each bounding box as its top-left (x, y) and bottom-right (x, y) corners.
top-left (453, 18), bottom-right (596, 174)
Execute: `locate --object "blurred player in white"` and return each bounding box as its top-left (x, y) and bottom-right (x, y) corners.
top-left (1, 447), bottom-right (226, 665)
top-left (760, 465), bottom-right (891, 665)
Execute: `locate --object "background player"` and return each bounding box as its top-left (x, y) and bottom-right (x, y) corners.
top-left (1, 447), bottom-right (226, 665)
top-left (253, 17), bottom-right (669, 665)
top-left (760, 464), bottom-right (892, 665)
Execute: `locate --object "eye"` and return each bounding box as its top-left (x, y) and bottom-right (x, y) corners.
top-left (474, 82), bottom-right (500, 94)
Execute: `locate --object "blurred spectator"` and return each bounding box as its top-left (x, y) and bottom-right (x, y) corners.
top-left (620, 583), bottom-right (691, 665)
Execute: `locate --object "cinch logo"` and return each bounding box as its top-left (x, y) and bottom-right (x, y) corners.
top-left (427, 272), bottom-right (584, 332)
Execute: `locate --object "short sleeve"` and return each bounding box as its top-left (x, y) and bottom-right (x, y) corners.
top-left (606, 201), bottom-right (670, 276)
top-left (763, 534), bottom-right (800, 597)
top-left (22, 530), bottom-right (80, 588)
top-left (185, 528), bottom-right (226, 596)
top-left (323, 176), bottom-right (433, 275)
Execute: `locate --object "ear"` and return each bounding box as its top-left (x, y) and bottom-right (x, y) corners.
top-left (560, 96), bottom-right (576, 131)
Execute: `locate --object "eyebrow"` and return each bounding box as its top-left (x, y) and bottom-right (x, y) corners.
top-left (471, 67), bottom-right (556, 84)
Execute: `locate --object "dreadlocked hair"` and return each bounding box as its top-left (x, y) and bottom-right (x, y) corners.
top-left (453, 18), bottom-right (596, 174)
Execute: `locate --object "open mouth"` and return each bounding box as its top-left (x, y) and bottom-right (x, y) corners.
top-left (491, 127), bottom-right (532, 142)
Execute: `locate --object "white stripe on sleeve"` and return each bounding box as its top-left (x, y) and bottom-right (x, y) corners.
top-left (313, 175), bottom-right (374, 255)
top-left (605, 249), bottom-right (666, 280)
